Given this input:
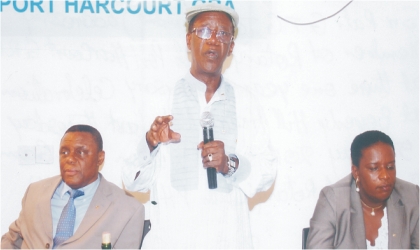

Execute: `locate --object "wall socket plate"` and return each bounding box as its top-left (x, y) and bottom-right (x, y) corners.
top-left (36, 145), bottom-right (54, 164)
top-left (18, 146), bottom-right (36, 165)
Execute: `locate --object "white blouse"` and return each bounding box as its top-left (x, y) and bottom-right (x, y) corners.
top-left (367, 207), bottom-right (388, 249)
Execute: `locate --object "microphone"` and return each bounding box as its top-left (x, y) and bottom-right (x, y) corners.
top-left (200, 111), bottom-right (217, 189)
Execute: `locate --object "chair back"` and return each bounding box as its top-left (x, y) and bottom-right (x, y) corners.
top-left (140, 220), bottom-right (151, 249)
top-left (302, 227), bottom-right (310, 249)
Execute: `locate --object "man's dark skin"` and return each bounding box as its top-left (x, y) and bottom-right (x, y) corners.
top-left (143, 11), bottom-right (238, 176)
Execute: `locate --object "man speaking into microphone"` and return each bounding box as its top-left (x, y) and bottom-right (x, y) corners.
top-left (122, 2), bottom-right (276, 248)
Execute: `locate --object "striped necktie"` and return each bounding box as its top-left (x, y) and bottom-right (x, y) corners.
top-left (53, 189), bottom-right (84, 248)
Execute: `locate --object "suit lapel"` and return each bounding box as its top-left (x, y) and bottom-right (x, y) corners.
top-left (387, 188), bottom-right (405, 248)
top-left (350, 178), bottom-right (367, 248)
top-left (38, 176), bottom-right (62, 240)
top-left (69, 174), bottom-right (113, 241)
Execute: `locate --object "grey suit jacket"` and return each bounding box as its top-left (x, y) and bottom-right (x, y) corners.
top-left (307, 174), bottom-right (419, 249)
top-left (1, 173), bottom-right (145, 249)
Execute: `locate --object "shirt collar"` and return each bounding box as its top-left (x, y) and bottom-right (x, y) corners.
top-left (58, 174), bottom-right (101, 198)
top-left (186, 71), bottom-right (227, 102)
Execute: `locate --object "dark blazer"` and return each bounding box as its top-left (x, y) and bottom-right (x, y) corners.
top-left (1, 173), bottom-right (145, 249)
top-left (307, 174), bottom-right (419, 249)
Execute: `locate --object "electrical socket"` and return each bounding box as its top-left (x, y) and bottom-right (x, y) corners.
top-left (36, 145), bottom-right (54, 164)
top-left (18, 146), bottom-right (36, 165)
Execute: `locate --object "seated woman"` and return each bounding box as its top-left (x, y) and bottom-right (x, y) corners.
top-left (307, 130), bottom-right (418, 249)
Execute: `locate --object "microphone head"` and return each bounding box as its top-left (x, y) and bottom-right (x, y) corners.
top-left (200, 111), bottom-right (214, 128)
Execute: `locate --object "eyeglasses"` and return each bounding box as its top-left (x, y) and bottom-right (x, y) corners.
top-left (191, 27), bottom-right (233, 44)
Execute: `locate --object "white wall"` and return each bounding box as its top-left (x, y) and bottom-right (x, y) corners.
top-left (1, 1), bottom-right (418, 248)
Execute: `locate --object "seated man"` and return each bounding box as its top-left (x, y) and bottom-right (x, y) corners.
top-left (1, 124), bottom-right (144, 249)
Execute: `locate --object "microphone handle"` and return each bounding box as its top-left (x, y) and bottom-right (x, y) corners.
top-left (203, 127), bottom-right (217, 189)
top-left (209, 127), bottom-right (214, 142)
top-left (207, 168), bottom-right (217, 189)
top-left (203, 127), bottom-right (209, 144)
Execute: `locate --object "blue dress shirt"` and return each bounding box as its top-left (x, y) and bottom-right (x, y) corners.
top-left (51, 174), bottom-right (100, 237)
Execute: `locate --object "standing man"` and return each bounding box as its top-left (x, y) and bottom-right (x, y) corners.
top-left (2, 125), bottom-right (144, 249)
top-left (122, 3), bottom-right (276, 248)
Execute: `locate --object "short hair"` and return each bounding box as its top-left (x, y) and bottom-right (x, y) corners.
top-left (64, 124), bottom-right (103, 151)
top-left (350, 130), bottom-right (394, 167)
top-left (188, 12), bottom-right (235, 33)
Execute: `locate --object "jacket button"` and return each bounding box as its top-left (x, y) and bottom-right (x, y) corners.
top-left (45, 243), bottom-right (50, 248)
